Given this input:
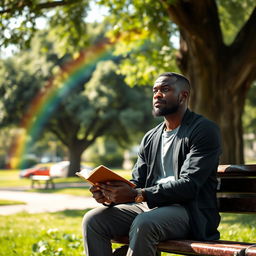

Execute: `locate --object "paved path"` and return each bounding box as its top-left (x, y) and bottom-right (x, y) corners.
top-left (0, 189), bottom-right (99, 215)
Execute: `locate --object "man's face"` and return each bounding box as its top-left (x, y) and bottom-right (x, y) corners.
top-left (152, 76), bottom-right (180, 117)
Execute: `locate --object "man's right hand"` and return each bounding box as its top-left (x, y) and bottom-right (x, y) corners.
top-left (90, 185), bottom-right (110, 204)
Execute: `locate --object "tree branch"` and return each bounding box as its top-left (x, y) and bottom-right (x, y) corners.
top-left (161, 0), bottom-right (223, 48)
top-left (230, 7), bottom-right (256, 59)
top-left (82, 110), bottom-right (100, 141)
top-left (0, 0), bottom-right (80, 14)
top-left (48, 125), bottom-right (68, 146)
top-left (226, 7), bottom-right (256, 93)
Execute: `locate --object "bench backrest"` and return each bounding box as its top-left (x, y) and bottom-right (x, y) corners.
top-left (217, 165), bottom-right (256, 213)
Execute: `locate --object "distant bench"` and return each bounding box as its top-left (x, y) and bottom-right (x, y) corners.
top-left (30, 175), bottom-right (55, 189)
top-left (112, 164), bottom-right (256, 256)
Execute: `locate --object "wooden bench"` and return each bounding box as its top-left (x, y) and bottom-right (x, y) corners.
top-left (30, 175), bottom-right (55, 189)
top-left (112, 164), bottom-right (256, 256)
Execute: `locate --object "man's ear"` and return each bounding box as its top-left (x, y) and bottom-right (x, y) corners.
top-left (179, 91), bottom-right (189, 104)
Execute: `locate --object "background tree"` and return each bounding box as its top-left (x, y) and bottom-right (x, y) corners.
top-left (0, 58), bottom-right (45, 127)
top-left (0, 31), bottom-right (154, 175)
top-left (100, 0), bottom-right (256, 164)
top-left (243, 82), bottom-right (256, 134)
top-left (47, 59), bottom-right (154, 176)
top-left (1, 0), bottom-right (256, 163)
top-left (243, 82), bottom-right (256, 162)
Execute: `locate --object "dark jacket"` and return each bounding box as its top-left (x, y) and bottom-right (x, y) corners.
top-left (131, 109), bottom-right (222, 240)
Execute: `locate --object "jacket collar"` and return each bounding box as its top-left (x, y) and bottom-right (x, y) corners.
top-left (151, 108), bottom-right (193, 172)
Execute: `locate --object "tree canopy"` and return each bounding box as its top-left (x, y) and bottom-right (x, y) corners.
top-left (0, 29), bottom-right (154, 174)
top-left (1, 0), bottom-right (256, 164)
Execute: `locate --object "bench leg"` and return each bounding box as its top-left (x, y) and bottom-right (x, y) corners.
top-left (45, 180), bottom-right (49, 189)
top-left (31, 180), bottom-right (40, 189)
top-left (45, 179), bottom-right (55, 189)
top-left (113, 245), bottom-right (161, 256)
top-left (31, 180), bottom-right (35, 189)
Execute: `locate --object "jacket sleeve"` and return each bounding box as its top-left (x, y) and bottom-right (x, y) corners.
top-left (130, 135), bottom-right (148, 188)
top-left (144, 119), bottom-right (221, 208)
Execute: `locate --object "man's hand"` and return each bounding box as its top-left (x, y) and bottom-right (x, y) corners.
top-left (89, 185), bottom-right (110, 204)
top-left (98, 181), bottom-right (137, 204)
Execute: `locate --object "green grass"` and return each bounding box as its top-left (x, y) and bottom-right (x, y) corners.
top-left (0, 210), bottom-right (88, 256)
top-left (27, 169), bottom-right (133, 196)
top-left (219, 213), bottom-right (256, 242)
top-left (0, 169), bottom-right (133, 196)
top-left (0, 170), bottom-right (31, 187)
top-left (0, 199), bottom-right (26, 206)
top-left (28, 187), bottom-right (92, 196)
top-left (0, 211), bottom-right (255, 256)
top-left (1, 169), bottom-right (255, 255)
top-left (0, 169), bottom-right (85, 188)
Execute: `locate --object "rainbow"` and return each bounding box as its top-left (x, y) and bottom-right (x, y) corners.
top-left (8, 38), bottom-right (115, 169)
top-left (8, 29), bottom-right (150, 169)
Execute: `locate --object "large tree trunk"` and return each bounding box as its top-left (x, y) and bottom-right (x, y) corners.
top-left (50, 110), bottom-right (107, 176)
top-left (67, 142), bottom-right (87, 177)
top-left (163, 0), bottom-right (256, 163)
top-left (183, 60), bottom-right (248, 164)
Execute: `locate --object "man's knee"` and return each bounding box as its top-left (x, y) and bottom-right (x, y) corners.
top-left (130, 213), bottom-right (159, 239)
top-left (82, 207), bottom-right (108, 235)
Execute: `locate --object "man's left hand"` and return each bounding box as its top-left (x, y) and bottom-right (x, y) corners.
top-left (97, 181), bottom-right (137, 204)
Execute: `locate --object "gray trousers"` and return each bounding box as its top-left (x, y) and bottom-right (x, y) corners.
top-left (82, 202), bottom-right (190, 256)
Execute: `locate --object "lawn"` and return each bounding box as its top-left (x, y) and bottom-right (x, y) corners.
top-left (0, 169), bottom-right (133, 198)
top-left (0, 210), bottom-right (255, 256)
top-left (0, 169), bottom-right (86, 188)
top-left (0, 169), bottom-right (255, 255)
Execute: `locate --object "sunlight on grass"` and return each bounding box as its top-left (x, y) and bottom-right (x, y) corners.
top-left (3, 169), bottom-right (255, 256)
top-left (0, 210), bottom-right (255, 256)
top-left (0, 210), bottom-right (88, 256)
top-left (0, 169), bottom-right (132, 185)
top-left (219, 213), bottom-right (256, 242)
top-left (29, 187), bottom-right (92, 196)
top-left (0, 169), bottom-right (133, 197)
top-left (0, 170), bottom-right (31, 187)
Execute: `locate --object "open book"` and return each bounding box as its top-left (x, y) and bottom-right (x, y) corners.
top-left (76, 165), bottom-right (136, 188)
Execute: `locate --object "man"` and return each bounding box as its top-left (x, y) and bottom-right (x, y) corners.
top-left (82, 72), bottom-right (222, 256)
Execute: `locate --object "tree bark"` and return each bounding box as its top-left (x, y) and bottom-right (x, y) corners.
top-left (67, 142), bottom-right (85, 177)
top-left (162, 0), bottom-right (256, 164)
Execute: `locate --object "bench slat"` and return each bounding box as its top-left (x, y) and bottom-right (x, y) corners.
top-left (246, 246), bottom-right (256, 256)
top-left (218, 197), bottom-right (256, 213)
top-left (217, 165), bottom-right (256, 176)
top-left (112, 238), bottom-right (254, 256)
top-left (30, 175), bottom-right (55, 189)
top-left (157, 240), bottom-right (252, 256)
top-left (218, 178), bottom-right (256, 193)
top-left (31, 175), bottom-right (52, 181)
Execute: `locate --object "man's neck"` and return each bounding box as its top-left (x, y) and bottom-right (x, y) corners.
top-left (164, 108), bottom-right (187, 131)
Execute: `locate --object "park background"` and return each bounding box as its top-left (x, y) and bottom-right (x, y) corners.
top-left (0, 1), bottom-right (256, 255)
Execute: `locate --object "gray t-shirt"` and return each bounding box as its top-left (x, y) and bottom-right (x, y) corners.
top-left (156, 126), bottom-right (180, 184)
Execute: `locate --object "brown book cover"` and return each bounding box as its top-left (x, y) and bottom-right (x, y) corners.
top-left (76, 165), bottom-right (136, 188)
